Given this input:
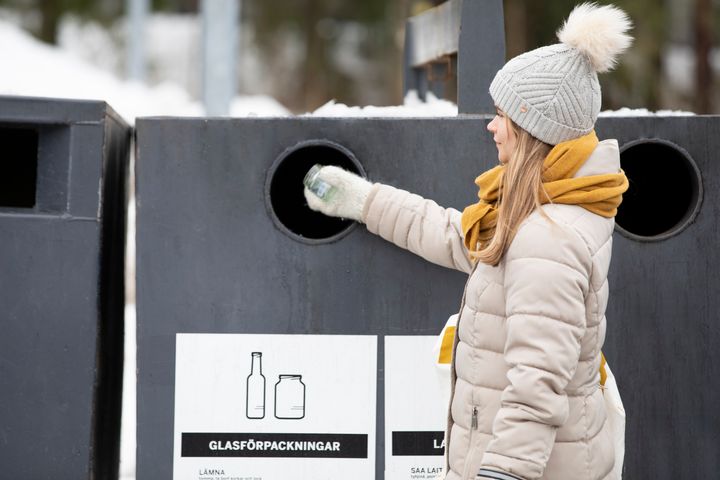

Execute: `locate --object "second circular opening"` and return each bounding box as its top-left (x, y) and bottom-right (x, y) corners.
top-left (616, 139), bottom-right (702, 240)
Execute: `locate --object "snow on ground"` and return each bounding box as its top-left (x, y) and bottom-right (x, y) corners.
top-left (0, 18), bottom-right (290, 123)
top-left (120, 304), bottom-right (137, 480)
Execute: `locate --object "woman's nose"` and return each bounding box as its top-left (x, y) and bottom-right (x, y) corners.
top-left (487, 119), bottom-right (495, 132)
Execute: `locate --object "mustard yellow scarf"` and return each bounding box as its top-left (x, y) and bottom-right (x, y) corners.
top-left (461, 131), bottom-right (629, 252)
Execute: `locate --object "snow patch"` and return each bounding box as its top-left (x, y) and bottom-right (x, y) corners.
top-left (120, 304), bottom-right (136, 480)
top-left (599, 107), bottom-right (695, 117)
top-left (306, 90), bottom-right (458, 117)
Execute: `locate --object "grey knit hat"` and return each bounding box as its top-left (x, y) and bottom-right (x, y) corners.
top-left (489, 3), bottom-right (633, 145)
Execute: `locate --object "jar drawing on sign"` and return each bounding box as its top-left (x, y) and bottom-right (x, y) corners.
top-left (274, 375), bottom-right (306, 419)
top-left (246, 352), bottom-right (265, 419)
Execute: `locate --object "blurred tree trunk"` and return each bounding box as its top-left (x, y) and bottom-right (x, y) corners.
top-left (300, 0), bottom-right (326, 110)
top-left (36, 0), bottom-right (114, 44)
top-left (391, 0), bottom-right (411, 104)
top-left (504, 0), bottom-right (527, 60)
top-left (694, 0), bottom-right (713, 113)
top-left (39, 0), bottom-right (62, 44)
top-left (179, 0), bottom-right (199, 12)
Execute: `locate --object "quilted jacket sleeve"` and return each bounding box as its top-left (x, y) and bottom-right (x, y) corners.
top-left (479, 216), bottom-right (591, 480)
top-left (361, 183), bottom-right (473, 274)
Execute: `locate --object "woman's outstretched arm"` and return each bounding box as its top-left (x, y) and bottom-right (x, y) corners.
top-left (363, 183), bottom-right (472, 273)
top-left (304, 165), bottom-right (472, 274)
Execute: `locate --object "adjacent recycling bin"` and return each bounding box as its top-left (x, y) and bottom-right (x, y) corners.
top-left (0, 95), bottom-right (130, 479)
top-left (595, 115), bottom-right (719, 480)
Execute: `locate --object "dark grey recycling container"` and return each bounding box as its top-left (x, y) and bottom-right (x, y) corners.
top-left (0, 95), bottom-right (130, 479)
top-left (134, 116), bottom-right (496, 479)
top-left (137, 114), bottom-right (720, 480)
top-left (595, 115), bottom-right (720, 480)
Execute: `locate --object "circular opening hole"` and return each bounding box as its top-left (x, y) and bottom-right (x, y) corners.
top-left (266, 140), bottom-right (365, 243)
top-left (616, 139), bottom-right (702, 240)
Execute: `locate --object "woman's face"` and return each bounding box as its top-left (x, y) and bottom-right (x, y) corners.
top-left (487, 107), bottom-right (516, 165)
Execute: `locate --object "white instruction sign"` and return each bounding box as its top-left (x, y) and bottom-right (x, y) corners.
top-left (384, 336), bottom-right (451, 480)
top-left (174, 334), bottom-right (377, 480)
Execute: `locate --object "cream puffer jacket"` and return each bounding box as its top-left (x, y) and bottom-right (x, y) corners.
top-left (362, 140), bottom-right (621, 480)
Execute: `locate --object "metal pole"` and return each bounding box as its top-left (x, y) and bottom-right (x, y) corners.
top-left (127, 0), bottom-right (149, 82)
top-left (202, 0), bottom-right (239, 116)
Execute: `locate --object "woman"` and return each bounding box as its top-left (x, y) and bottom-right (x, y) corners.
top-left (304, 3), bottom-right (632, 479)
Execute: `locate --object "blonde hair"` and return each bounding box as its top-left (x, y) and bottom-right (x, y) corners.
top-left (472, 117), bottom-right (552, 266)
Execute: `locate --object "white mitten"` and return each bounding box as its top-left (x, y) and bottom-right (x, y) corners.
top-left (303, 165), bottom-right (372, 222)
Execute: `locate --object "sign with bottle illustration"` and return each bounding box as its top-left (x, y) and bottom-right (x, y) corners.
top-left (384, 336), bottom-right (451, 480)
top-left (173, 334), bottom-right (377, 480)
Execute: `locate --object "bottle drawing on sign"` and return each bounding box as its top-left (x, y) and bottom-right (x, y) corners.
top-left (274, 374), bottom-right (306, 419)
top-left (246, 352), bottom-right (265, 419)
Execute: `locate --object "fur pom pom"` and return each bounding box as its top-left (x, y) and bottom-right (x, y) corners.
top-left (557, 2), bottom-right (633, 73)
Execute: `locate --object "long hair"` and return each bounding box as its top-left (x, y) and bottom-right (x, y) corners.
top-left (472, 117), bottom-right (553, 266)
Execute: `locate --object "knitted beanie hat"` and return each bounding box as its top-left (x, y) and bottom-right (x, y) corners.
top-left (489, 3), bottom-right (633, 145)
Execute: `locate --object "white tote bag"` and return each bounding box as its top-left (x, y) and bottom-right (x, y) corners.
top-left (601, 360), bottom-right (626, 479)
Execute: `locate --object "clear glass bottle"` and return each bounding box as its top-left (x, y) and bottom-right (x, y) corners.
top-left (303, 164), bottom-right (336, 201)
top-left (274, 374), bottom-right (306, 419)
top-left (246, 352), bottom-right (265, 419)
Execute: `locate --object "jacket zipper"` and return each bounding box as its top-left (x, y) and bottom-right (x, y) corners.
top-left (447, 260), bottom-right (482, 478)
top-left (462, 406), bottom-right (480, 480)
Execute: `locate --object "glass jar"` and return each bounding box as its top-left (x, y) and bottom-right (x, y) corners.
top-left (303, 164), bottom-right (336, 201)
top-left (274, 374), bottom-right (305, 419)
